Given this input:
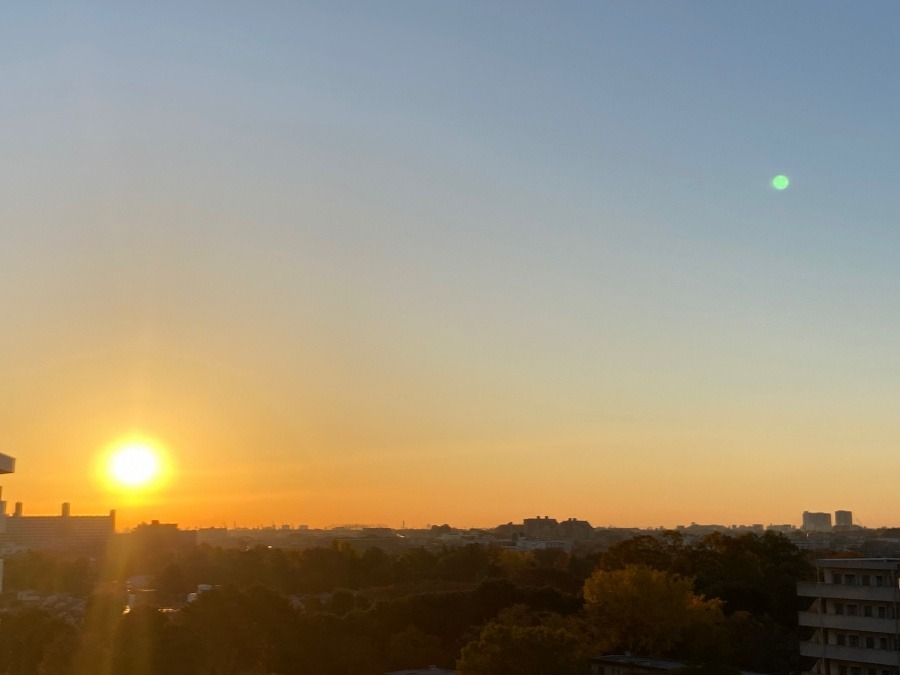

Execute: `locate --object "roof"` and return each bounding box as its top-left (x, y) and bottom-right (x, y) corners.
top-left (591, 654), bottom-right (772, 674)
top-left (814, 558), bottom-right (900, 569)
top-left (590, 655), bottom-right (685, 670)
top-left (0, 454), bottom-right (15, 474)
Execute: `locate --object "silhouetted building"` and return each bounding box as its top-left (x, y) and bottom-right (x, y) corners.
top-left (131, 520), bottom-right (197, 548)
top-left (835, 510), bottom-right (854, 528)
top-left (798, 558), bottom-right (900, 674)
top-left (0, 502), bottom-right (115, 551)
top-left (558, 517), bottom-right (593, 540)
top-left (523, 516), bottom-right (559, 539)
top-left (803, 511), bottom-right (833, 532)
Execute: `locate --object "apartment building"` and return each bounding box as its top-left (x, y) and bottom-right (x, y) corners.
top-left (797, 558), bottom-right (900, 675)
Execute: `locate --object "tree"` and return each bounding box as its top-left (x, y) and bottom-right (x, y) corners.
top-left (598, 532), bottom-right (687, 574)
top-left (0, 609), bottom-right (75, 675)
top-left (385, 625), bottom-right (442, 670)
top-left (582, 564), bottom-right (724, 658)
top-left (690, 531), bottom-right (814, 626)
top-left (457, 606), bottom-right (589, 675)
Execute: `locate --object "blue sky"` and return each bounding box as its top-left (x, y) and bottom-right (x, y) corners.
top-left (2, 3), bottom-right (900, 527)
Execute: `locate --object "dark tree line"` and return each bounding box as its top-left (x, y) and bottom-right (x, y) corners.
top-left (0, 531), bottom-right (815, 674)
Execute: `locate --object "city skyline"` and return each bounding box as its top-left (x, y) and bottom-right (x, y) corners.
top-left (5, 3), bottom-right (900, 530)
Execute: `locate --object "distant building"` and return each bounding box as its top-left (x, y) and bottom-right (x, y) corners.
top-left (558, 517), bottom-right (593, 540)
top-left (131, 520), bottom-right (197, 548)
top-left (0, 502), bottom-right (114, 552)
top-left (835, 510), bottom-right (854, 528)
top-left (523, 516), bottom-right (559, 539)
top-left (803, 511), bottom-right (833, 532)
top-left (797, 558), bottom-right (900, 674)
top-left (515, 538), bottom-right (572, 552)
top-left (0, 454), bottom-right (113, 552)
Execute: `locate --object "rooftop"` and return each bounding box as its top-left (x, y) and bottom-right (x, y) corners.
top-left (814, 558), bottom-right (900, 569)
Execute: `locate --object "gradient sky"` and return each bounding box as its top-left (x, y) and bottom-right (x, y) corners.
top-left (3, 2), bottom-right (900, 529)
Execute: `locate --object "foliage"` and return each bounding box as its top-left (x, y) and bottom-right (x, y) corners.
top-left (457, 606), bottom-right (591, 675)
top-left (0, 532), bottom-right (814, 674)
top-left (0, 608), bottom-right (76, 675)
top-left (583, 564), bottom-right (724, 658)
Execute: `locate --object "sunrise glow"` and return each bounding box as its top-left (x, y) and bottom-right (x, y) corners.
top-left (106, 442), bottom-right (163, 489)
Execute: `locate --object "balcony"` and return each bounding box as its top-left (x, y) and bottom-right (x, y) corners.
top-left (798, 610), bottom-right (899, 633)
top-left (797, 581), bottom-right (900, 602)
top-left (800, 641), bottom-right (900, 666)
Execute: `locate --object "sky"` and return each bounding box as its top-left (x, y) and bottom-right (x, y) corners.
top-left (3, 2), bottom-right (900, 530)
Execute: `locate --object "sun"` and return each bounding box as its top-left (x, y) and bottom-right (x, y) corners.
top-left (107, 443), bottom-right (162, 489)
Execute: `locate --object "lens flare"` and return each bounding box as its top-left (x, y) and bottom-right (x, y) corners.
top-left (772, 175), bottom-right (790, 190)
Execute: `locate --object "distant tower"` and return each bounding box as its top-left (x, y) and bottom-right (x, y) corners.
top-left (835, 510), bottom-right (853, 528)
top-left (0, 453), bottom-right (15, 534)
top-left (801, 511), bottom-right (832, 532)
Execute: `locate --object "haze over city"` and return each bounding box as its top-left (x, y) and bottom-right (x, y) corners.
top-left (4, 2), bottom-right (900, 530)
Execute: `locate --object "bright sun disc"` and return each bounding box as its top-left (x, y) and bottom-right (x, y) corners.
top-left (109, 444), bottom-right (160, 487)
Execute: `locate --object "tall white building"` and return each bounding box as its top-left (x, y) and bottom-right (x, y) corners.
top-left (798, 558), bottom-right (900, 675)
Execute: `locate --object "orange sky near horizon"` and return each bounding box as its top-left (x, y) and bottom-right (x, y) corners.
top-left (5, 4), bottom-right (900, 532)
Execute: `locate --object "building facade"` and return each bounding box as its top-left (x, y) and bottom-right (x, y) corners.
top-left (797, 558), bottom-right (900, 675)
top-left (804, 512), bottom-right (834, 532)
top-left (0, 502), bottom-right (115, 551)
top-left (836, 511), bottom-right (855, 528)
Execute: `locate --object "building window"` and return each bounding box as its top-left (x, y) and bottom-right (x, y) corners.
top-left (836, 603), bottom-right (845, 615)
top-left (879, 606), bottom-right (887, 618)
top-left (863, 575), bottom-right (871, 585)
top-left (850, 668), bottom-right (861, 675)
top-left (864, 605), bottom-right (873, 617)
top-left (881, 637), bottom-right (889, 649)
top-left (876, 575), bottom-right (885, 586)
top-left (845, 574), bottom-right (857, 585)
top-left (867, 636), bottom-right (876, 648)
top-left (837, 633), bottom-right (846, 646)
top-left (849, 634), bottom-right (861, 647)
top-left (847, 604), bottom-right (859, 616)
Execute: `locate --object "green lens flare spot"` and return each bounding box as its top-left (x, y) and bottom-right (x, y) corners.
top-left (772, 175), bottom-right (790, 190)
